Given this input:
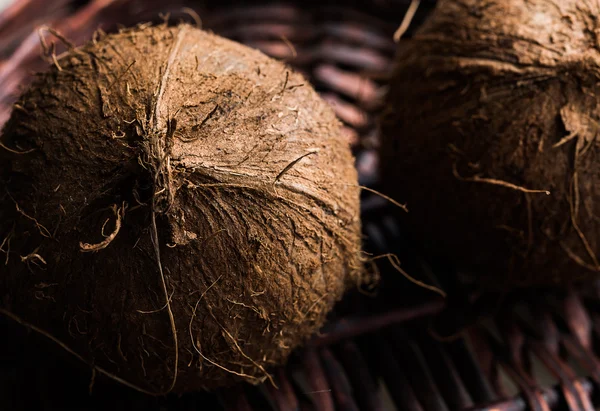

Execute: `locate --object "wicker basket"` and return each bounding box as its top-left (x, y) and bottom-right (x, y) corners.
top-left (1, 1), bottom-right (599, 410)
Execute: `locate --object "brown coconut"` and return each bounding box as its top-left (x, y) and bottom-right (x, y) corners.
top-left (381, 0), bottom-right (600, 287)
top-left (0, 24), bottom-right (362, 393)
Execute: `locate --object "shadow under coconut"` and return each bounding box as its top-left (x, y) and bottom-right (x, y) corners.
top-left (4, 0), bottom-right (595, 410)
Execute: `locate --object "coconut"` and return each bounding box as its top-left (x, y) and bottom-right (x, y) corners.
top-left (0, 24), bottom-right (362, 393)
top-left (381, 0), bottom-right (600, 287)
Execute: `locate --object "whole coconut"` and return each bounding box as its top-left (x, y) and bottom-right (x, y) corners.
top-left (0, 24), bottom-right (362, 393)
top-left (381, 0), bottom-right (600, 287)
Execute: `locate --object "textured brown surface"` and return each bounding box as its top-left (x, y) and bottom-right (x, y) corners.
top-left (381, 0), bottom-right (600, 286)
top-left (0, 24), bottom-right (362, 393)
top-left (4, 2), bottom-right (600, 411)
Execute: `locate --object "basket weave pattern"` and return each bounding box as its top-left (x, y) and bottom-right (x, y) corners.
top-left (1, 1), bottom-right (599, 410)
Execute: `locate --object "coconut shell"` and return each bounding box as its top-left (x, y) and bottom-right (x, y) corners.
top-left (381, 0), bottom-right (600, 287)
top-left (0, 24), bottom-right (362, 393)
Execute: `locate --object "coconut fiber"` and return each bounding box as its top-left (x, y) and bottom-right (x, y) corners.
top-left (0, 24), bottom-right (362, 393)
top-left (381, 0), bottom-right (600, 287)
